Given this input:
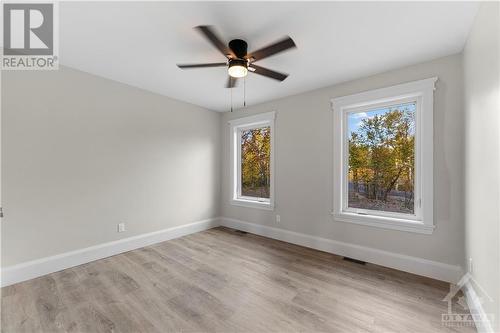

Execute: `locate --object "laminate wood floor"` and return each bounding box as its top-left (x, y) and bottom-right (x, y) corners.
top-left (2, 227), bottom-right (475, 333)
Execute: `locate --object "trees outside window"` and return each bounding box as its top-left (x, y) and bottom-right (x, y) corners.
top-left (348, 103), bottom-right (415, 214)
top-left (241, 127), bottom-right (271, 199)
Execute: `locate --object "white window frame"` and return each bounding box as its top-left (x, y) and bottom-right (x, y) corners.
top-left (331, 78), bottom-right (437, 234)
top-left (229, 111), bottom-right (275, 210)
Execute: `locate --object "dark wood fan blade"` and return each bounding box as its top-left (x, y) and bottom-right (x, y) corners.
top-left (247, 36), bottom-right (296, 61)
top-left (226, 76), bottom-right (238, 88)
top-left (195, 26), bottom-right (235, 58)
top-left (177, 62), bottom-right (226, 69)
top-left (249, 64), bottom-right (288, 81)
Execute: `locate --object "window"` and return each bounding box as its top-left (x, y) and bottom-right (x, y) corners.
top-left (331, 78), bottom-right (437, 234)
top-left (229, 112), bottom-right (275, 210)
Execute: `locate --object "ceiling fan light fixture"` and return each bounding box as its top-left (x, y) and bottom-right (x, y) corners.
top-left (228, 59), bottom-right (248, 78)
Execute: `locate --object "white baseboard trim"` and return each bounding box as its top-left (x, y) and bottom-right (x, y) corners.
top-left (464, 281), bottom-right (495, 333)
top-left (220, 217), bottom-right (462, 284)
top-left (1, 218), bottom-right (219, 287)
top-left (2, 216), bottom-right (463, 288)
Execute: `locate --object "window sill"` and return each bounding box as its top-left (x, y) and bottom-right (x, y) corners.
top-left (230, 198), bottom-right (274, 211)
top-left (331, 211), bottom-right (434, 234)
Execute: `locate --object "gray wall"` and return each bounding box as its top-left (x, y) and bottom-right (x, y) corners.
top-left (1, 66), bottom-right (221, 267)
top-left (221, 54), bottom-right (465, 267)
top-left (463, 2), bottom-right (500, 330)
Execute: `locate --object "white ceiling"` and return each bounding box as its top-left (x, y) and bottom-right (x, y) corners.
top-left (60, 2), bottom-right (479, 111)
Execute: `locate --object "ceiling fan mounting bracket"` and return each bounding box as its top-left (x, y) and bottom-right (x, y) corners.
top-left (228, 39), bottom-right (248, 59)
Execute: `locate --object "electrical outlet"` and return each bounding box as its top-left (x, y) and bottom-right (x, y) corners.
top-left (469, 257), bottom-right (473, 273)
top-left (276, 215), bottom-right (281, 223)
top-left (118, 223), bottom-right (126, 233)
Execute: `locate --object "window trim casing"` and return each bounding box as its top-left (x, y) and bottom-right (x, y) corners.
top-left (229, 111), bottom-right (275, 210)
top-left (331, 78), bottom-right (437, 234)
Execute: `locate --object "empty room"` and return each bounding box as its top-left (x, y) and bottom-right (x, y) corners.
top-left (1, 1), bottom-right (499, 332)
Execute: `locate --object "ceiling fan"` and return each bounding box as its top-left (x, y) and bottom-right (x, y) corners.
top-left (177, 26), bottom-right (296, 88)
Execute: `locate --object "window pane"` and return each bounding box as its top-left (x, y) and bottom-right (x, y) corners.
top-left (347, 102), bottom-right (416, 214)
top-left (241, 126), bottom-right (271, 199)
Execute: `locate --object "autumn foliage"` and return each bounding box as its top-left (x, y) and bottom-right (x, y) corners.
top-left (241, 127), bottom-right (271, 198)
top-left (348, 105), bottom-right (415, 214)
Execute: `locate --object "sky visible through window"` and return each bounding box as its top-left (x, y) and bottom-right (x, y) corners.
top-left (348, 103), bottom-right (416, 136)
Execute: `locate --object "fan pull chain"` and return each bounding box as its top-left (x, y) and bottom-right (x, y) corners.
top-left (230, 78), bottom-right (233, 112)
top-left (244, 76), bottom-right (246, 107)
